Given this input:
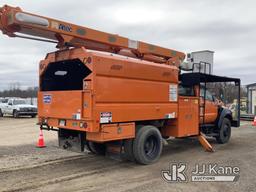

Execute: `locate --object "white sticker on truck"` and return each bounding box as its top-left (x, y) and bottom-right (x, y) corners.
top-left (128, 39), bottom-right (138, 49)
top-left (169, 84), bottom-right (178, 102)
top-left (100, 112), bottom-right (112, 123)
top-left (165, 112), bottom-right (176, 119)
top-left (43, 94), bottom-right (52, 104)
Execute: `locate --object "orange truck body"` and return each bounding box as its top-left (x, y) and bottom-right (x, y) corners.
top-left (38, 48), bottom-right (190, 142)
top-left (37, 47), bottom-right (217, 142)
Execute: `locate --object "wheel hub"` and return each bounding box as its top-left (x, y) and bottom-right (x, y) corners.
top-left (144, 135), bottom-right (158, 158)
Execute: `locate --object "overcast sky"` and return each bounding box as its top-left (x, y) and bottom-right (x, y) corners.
top-left (0, 0), bottom-right (255, 90)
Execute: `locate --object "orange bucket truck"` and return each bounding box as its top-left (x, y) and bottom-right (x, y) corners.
top-left (0, 5), bottom-right (240, 164)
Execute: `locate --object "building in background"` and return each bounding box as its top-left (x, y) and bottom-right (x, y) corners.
top-left (247, 83), bottom-right (256, 115)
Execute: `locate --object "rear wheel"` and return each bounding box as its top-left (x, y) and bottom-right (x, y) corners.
top-left (133, 125), bottom-right (162, 165)
top-left (0, 109), bottom-right (3, 117)
top-left (86, 141), bottom-right (106, 155)
top-left (215, 118), bottom-right (231, 144)
top-left (13, 110), bottom-right (19, 118)
top-left (31, 114), bottom-right (36, 118)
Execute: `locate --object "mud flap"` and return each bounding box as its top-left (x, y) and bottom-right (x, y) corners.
top-left (58, 129), bottom-right (85, 152)
top-left (105, 141), bottom-right (126, 161)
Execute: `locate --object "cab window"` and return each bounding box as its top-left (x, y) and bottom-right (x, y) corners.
top-left (178, 85), bottom-right (195, 96)
top-left (200, 88), bottom-right (214, 101)
top-left (0, 98), bottom-right (8, 103)
top-left (13, 100), bottom-right (27, 105)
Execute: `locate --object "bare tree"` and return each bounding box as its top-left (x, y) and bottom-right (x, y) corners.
top-left (0, 86), bottom-right (38, 98)
top-left (207, 83), bottom-right (246, 104)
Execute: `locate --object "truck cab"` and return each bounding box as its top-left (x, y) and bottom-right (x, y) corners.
top-left (179, 72), bottom-right (240, 144)
top-left (200, 86), bottom-right (234, 144)
top-left (178, 84), bottom-right (218, 124)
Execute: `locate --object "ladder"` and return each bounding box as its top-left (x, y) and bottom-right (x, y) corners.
top-left (192, 62), bottom-right (212, 125)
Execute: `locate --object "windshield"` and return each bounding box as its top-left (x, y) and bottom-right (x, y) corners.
top-left (0, 99), bottom-right (8, 103)
top-left (13, 100), bottom-right (27, 105)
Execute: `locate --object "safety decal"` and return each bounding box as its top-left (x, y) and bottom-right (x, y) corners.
top-left (165, 112), bottom-right (176, 119)
top-left (169, 84), bottom-right (178, 102)
top-left (100, 112), bottom-right (112, 123)
top-left (43, 94), bottom-right (52, 104)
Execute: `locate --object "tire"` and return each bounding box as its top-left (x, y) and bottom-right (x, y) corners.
top-left (31, 115), bottom-right (36, 118)
top-left (133, 125), bottom-right (163, 165)
top-left (86, 141), bottom-right (106, 155)
top-left (13, 110), bottom-right (19, 118)
top-left (0, 109), bottom-right (3, 117)
top-left (215, 118), bottom-right (231, 144)
top-left (123, 139), bottom-right (135, 162)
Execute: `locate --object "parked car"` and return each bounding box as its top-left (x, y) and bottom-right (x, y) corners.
top-left (0, 98), bottom-right (8, 117)
top-left (0, 98), bottom-right (37, 118)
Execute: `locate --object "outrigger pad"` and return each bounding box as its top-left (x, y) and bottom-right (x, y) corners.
top-left (198, 133), bottom-right (214, 152)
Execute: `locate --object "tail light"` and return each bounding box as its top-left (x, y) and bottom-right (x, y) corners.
top-left (80, 122), bottom-right (87, 128)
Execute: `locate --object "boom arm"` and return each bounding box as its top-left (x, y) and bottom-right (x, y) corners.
top-left (0, 5), bottom-right (185, 65)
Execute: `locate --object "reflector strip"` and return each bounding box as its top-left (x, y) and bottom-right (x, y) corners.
top-left (15, 12), bottom-right (49, 27)
top-left (128, 39), bottom-right (138, 49)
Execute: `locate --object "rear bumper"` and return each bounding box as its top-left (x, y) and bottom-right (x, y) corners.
top-left (38, 117), bottom-right (135, 142)
top-left (38, 117), bottom-right (93, 132)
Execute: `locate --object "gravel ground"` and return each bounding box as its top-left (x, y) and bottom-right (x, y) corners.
top-left (0, 117), bottom-right (255, 192)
